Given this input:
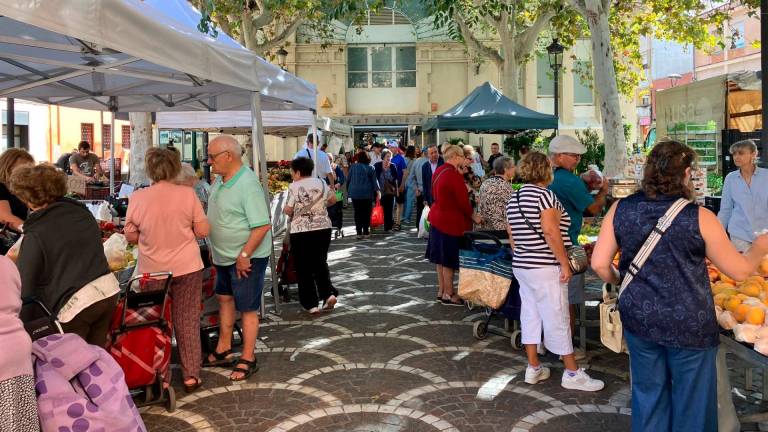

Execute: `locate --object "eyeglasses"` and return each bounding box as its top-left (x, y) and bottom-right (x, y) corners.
top-left (207, 150), bottom-right (230, 161)
top-left (563, 153), bottom-right (581, 159)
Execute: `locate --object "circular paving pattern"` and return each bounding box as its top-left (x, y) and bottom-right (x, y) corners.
top-left (140, 208), bottom-right (640, 431)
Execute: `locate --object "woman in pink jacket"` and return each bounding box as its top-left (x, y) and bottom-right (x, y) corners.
top-left (0, 255), bottom-right (40, 431)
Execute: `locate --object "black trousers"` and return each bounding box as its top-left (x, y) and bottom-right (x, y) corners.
top-left (352, 198), bottom-right (373, 235)
top-left (290, 228), bottom-right (337, 310)
top-left (60, 293), bottom-right (118, 347)
top-left (416, 195), bottom-right (425, 226)
top-left (381, 194), bottom-right (395, 231)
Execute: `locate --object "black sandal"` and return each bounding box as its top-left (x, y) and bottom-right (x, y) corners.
top-left (183, 377), bottom-right (202, 393)
top-left (230, 358), bottom-right (259, 381)
top-left (203, 349), bottom-right (234, 368)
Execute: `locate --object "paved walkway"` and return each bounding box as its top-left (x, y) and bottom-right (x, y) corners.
top-left (139, 214), bottom-right (766, 431)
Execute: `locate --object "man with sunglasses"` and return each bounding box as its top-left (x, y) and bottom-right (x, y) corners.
top-left (548, 135), bottom-right (608, 360)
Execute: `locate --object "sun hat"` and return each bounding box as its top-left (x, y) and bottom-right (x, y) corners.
top-left (549, 135), bottom-right (587, 155)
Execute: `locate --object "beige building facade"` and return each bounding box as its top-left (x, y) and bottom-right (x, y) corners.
top-left (271, 7), bottom-right (636, 159)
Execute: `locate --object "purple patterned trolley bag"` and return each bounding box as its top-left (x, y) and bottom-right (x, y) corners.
top-left (31, 333), bottom-right (146, 432)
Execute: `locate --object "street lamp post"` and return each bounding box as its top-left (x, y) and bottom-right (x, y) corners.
top-left (276, 47), bottom-right (289, 70)
top-left (546, 38), bottom-right (564, 134)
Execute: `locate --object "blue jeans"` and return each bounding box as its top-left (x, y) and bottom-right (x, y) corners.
top-left (625, 330), bottom-right (718, 432)
top-left (402, 184), bottom-right (415, 223)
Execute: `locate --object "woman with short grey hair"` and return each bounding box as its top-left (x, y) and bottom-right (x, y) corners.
top-left (718, 139), bottom-right (768, 251)
top-left (478, 156), bottom-right (515, 232)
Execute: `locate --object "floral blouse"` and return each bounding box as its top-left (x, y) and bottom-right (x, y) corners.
top-left (478, 175), bottom-right (514, 231)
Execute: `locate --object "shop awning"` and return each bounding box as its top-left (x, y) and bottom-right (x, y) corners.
top-left (422, 82), bottom-right (557, 133)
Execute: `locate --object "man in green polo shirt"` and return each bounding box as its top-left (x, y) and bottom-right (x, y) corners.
top-left (548, 135), bottom-right (608, 360)
top-left (204, 135), bottom-right (272, 382)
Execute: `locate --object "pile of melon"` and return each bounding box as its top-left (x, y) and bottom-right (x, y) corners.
top-left (711, 258), bottom-right (768, 355)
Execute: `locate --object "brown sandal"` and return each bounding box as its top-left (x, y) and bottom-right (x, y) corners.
top-left (183, 377), bottom-right (202, 393)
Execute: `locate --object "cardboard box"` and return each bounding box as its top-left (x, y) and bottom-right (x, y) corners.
top-left (67, 176), bottom-right (87, 196)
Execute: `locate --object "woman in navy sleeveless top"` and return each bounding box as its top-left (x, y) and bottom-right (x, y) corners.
top-left (591, 140), bottom-right (768, 432)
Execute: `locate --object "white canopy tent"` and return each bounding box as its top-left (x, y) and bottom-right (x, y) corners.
top-left (0, 0), bottom-right (319, 314)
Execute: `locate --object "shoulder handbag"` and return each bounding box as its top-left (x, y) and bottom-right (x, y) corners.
top-left (515, 191), bottom-right (589, 274)
top-left (600, 198), bottom-right (689, 353)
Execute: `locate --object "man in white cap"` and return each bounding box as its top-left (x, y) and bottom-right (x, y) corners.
top-left (548, 134), bottom-right (608, 359)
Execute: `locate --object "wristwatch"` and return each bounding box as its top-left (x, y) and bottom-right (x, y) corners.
top-left (240, 251), bottom-right (249, 258)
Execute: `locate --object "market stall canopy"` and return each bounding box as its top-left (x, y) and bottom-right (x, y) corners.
top-left (0, 0), bottom-right (317, 112)
top-left (422, 82), bottom-right (557, 133)
top-left (156, 111), bottom-right (353, 138)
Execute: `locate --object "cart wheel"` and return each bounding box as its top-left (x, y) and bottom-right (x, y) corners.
top-left (473, 321), bottom-right (488, 340)
top-left (165, 386), bottom-right (176, 412)
top-left (510, 330), bottom-right (522, 350)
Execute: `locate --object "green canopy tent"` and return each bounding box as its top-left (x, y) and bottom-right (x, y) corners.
top-left (423, 82), bottom-right (557, 133)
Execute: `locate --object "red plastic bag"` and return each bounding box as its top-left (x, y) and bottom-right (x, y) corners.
top-left (370, 200), bottom-right (384, 228)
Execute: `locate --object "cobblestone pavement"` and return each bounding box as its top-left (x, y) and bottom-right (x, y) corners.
top-left (140, 213), bottom-right (768, 432)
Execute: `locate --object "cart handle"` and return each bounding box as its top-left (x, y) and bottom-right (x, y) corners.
top-left (463, 231), bottom-right (504, 249)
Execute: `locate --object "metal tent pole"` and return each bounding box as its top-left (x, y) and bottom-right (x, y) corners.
top-left (110, 112), bottom-right (116, 196)
top-left (250, 92), bottom-right (280, 315)
top-left (312, 111), bottom-right (319, 178)
top-left (762, 0), bottom-right (768, 166)
top-left (7, 98), bottom-right (15, 148)
top-left (436, 129), bottom-right (440, 146)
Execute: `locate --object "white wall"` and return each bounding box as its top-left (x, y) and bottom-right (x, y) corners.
top-left (347, 87), bottom-right (419, 114)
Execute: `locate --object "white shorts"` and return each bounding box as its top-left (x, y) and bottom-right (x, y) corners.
top-left (513, 266), bottom-right (573, 356)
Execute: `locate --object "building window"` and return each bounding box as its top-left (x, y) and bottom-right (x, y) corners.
top-left (348, 47), bottom-right (368, 88)
top-left (731, 21), bottom-right (745, 49)
top-left (102, 124), bottom-right (112, 151)
top-left (81, 123), bottom-right (94, 145)
top-left (122, 125), bottom-right (131, 149)
top-left (347, 45), bottom-right (417, 89)
top-left (536, 54), bottom-right (554, 97)
top-left (371, 46), bottom-right (392, 88)
top-left (395, 46), bottom-right (416, 87)
top-left (573, 60), bottom-right (594, 105)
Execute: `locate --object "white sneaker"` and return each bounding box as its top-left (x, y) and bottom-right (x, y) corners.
top-left (524, 365), bottom-right (551, 384)
top-left (561, 368), bottom-right (604, 392)
top-left (323, 295), bottom-right (337, 311)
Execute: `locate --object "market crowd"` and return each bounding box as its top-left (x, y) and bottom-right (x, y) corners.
top-left (1, 132), bottom-right (768, 432)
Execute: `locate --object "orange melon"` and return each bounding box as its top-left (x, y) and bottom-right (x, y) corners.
top-left (747, 307), bottom-right (766, 325)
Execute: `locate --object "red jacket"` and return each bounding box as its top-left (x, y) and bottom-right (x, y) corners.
top-left (428, 164), bottom-right (473, 237)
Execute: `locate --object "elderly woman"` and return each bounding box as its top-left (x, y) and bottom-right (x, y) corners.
top-left (0, 256), bottom-right (39, 432)
top-left (374, 149), bottom-right (399, 232)
top-left (426, 144), bottom-right (481, 305)
top-left (478, 156), bottom-right (515, 234)
top-left (177, 162), bottom-right (211, 212)
top-left (346, 151), bottom-right (379, 239)
top-left (284, 157), bottom-right (339, 314)
top-left (718, 139), bottom-right (768, 252)
top-left (0, 149), bottom-right (34, 234)
top-left (12, 164), bottom-right (118, 347)
top-left (506, 151), bottom-right (603, 392)
top-left (592, 140), bottom-right (768, 431)
top-left (124, 148), bottom-right (209, 393)
top-left (462, 145), bottom-right (483, 209)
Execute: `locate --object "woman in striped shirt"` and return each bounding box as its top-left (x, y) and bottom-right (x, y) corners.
top-left (506, 151), bottom-right (603, 392)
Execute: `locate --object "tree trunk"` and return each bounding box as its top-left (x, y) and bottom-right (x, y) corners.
top-left (500, 43), bottom-right (520, 101)
top-left (584, 0), bottom-right (626, 178)
top-left (128, 112), bottom-right (153, 186)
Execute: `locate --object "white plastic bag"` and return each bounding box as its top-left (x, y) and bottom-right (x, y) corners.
top-left (418, 205), bottom-right (431, 239)
top-left (5, 234), bottom-right (23, 263)
top-left (103, 233), bottom-right (128, 272)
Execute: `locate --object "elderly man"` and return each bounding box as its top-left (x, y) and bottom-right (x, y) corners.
top-left (204, 135), bottom-right (272, 382)
top-left (548, 135), bottom-right (608, 359)
top-left (293, 133), bottom-right (334, 185)
top-left (406, 147), bottom-right (429, 227)
top-left (421, 144), bottom-right (444, 207)
top-left (69, 141), bottom-right (104, 183)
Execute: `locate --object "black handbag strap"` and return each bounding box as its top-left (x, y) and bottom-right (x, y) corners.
top-left (515, 190), bottom-right (549, 244)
